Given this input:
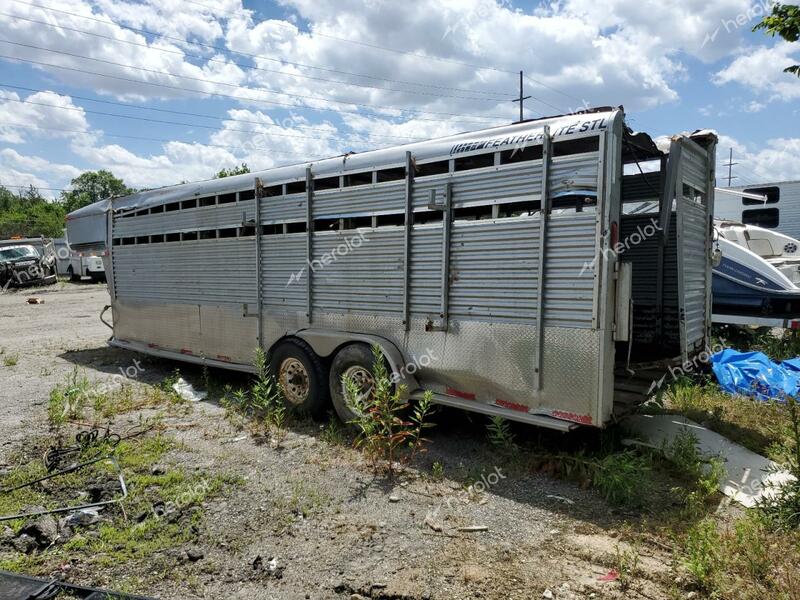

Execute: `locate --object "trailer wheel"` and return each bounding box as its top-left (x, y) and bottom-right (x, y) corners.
top-left (271, 338), bottom-right (329, 418)
top-left (67, 266), bottom-right (80, 282)
top-left (329, 343), bottom-right (387, 424)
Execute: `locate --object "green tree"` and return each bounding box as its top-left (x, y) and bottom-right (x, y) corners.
top-left (214, 163), bottom-right (250, 178)
top-left (754, 3), bottom-right (800, 76)
top-left (60, 170), bottom-right (131, 213)
top-left (0, 185), bottom-right (66, 238)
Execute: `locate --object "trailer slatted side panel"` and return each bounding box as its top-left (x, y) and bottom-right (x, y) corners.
top-left (449, 217), bottom-right (539, 322)
top-left (544, 214), bottom-right (597, 328)
top-left (114, 201), bottom-right (256, 237)
top-left (261, 234), bottom-right (307, 312)
top-left (428, 163), bottom-right (544, 208)
top-left (311, 228), bottom-right (404, 315)
top-left (681, 143), bottom-right (709, 193)
top-left (113, 238), bottom-right (257, 304)
top-left (262, 194), bottom-right (306, 224)
top-left (409, 224), bottom-right (444, 317)
top-left (313, 183), bottom-right (405, 218)
top-left (680, 199), bottom-right (708, 346)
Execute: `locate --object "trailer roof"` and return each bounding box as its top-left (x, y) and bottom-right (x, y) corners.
top-left (69, 107), bottom-right (630, 218)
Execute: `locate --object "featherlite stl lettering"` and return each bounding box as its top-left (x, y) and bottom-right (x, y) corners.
top-left (448, 118), bottom-right (608, 155)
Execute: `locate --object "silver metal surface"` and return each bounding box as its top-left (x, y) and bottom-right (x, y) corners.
top-left (533, 126), bottom-right (551, 391)
top-left (91, 111), bottom-right (717, 431)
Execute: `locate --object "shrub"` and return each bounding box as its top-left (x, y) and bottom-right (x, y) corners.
top-left (345, 345), bottom-right (435, 477)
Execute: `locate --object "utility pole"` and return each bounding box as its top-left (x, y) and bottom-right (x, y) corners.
top-left (722, 147), bottom-right (738, 186)
top-left (511, 70), bottom-right (531, 123)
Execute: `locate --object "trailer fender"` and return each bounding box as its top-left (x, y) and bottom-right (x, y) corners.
top-left (291, 329), bottom-right (419, 394)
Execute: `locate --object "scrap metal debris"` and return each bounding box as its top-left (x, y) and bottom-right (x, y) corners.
top-left (623, 414), bottom-right (795, 507)
top-left (44, 427), bottom-right (121, 472)
top-left (25, 297), bottom-right (44, 304)
top-left (0, 569), bottom-right (156, 600)
top-left (0, 455), bottom-right (128, 522)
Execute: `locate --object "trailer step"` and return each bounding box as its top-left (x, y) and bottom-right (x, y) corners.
top-left (411, 391), bottom-right (579, 432)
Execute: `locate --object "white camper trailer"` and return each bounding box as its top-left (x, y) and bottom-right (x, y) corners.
top-left (715, 181), bottom-right (800, 239)
top-left (68, 108), bottom-right (717, 431)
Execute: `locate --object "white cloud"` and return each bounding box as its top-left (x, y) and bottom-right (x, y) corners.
top-left (717, 134), bottom-right (800, 183)
top-left (713, 42), bottom-right (800, 102)
top-left (0, 90), bottom-right (92, 143)
top-left (0, 148), bottom-right (82, 193)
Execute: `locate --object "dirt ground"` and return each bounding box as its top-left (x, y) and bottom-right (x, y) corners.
top-left (0, 282), bottom-right (680, 599)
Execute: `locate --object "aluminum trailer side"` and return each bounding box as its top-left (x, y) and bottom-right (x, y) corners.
top-left (69, 108), bottom-right (717, 431)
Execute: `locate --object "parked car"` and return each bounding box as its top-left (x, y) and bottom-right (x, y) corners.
top-left (0, 244), bottom-right (57, 289)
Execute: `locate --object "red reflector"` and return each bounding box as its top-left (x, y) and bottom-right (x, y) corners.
top-left (147, 343), bottom-right (160, 349)
top-left (216, 355), bottom-right (231, 362)
top-left (180, 348), bottom-right (194, 355)
top-left (551, 410), bottom-right (593, 425)
top-left (791, 321), bottom-right (800, 330)
top-left (610, 221), bottom-right (618, 250)
top-left (496, 398), bottom-right (528, 413)
top-left (446, 387), bottom-right (475, 401)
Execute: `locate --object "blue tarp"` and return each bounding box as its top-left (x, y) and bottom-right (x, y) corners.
top-left (711, 349), bottom-right (800, 402)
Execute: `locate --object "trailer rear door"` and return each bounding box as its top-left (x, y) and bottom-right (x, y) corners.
top-left (673, 137), bottom-right (715, 361)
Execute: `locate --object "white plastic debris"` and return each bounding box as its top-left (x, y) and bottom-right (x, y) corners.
top-left (64, 507), bottom-right (103, 527)
top-left (623, 414), bottom-right (795, 508)
top-left (172, 378), bottom-right (207, 402)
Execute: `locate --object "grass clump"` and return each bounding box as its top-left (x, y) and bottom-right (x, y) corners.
top-left (47, 367), bottom-right (91, 426)
top-left (345, 345), bottom-right (436, 478)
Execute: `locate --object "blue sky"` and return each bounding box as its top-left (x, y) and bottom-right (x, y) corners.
top-left (0, 0), bottom-right (798, 196)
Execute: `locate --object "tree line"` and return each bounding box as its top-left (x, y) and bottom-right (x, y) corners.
top-left (0, 164), bottom-right (250, 240)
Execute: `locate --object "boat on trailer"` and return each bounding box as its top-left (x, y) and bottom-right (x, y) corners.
top-left (713, 219), bottom-right (800, 326)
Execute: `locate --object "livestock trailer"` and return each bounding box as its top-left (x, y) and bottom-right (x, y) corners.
top-left (69, 108), bottom-right (717, 431)
top-left (715, 180), bottom-right (800, 239)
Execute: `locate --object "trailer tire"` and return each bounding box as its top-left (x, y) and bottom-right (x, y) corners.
top-left (270, 338), bottom-right (329, 418)
top-left (329, 343), bottom-right (391, 425)
top-left (67, 266), bottom-right (80, 282)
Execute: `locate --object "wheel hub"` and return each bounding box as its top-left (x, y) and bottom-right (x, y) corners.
top-left (342, 365), bottom-right (375, 402)
top-left (279, 358), bottom-right (309, 405)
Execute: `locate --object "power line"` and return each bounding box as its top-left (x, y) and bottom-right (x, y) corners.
top-left (1, 183), bottom-right (68, 191)
top-left (0, 41), bottom-right (506, 123)
top-left (0, 93), bottom-right (427, 145)
top-left (10, 0), bottom-right (513, 97)
top-left (0, 84), bottom-right (424, 142)
top-left (523, 75), bottom-right (585, 105)
top-left (176, 0), bottom-right (583, 107)
top-left (0, 120), bottom-right (323, 157)
top-left (0, 11), bottom-right (513, 103)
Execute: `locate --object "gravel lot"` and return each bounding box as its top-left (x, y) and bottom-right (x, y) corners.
top-left (0, 282), bottom-right (675, 599)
